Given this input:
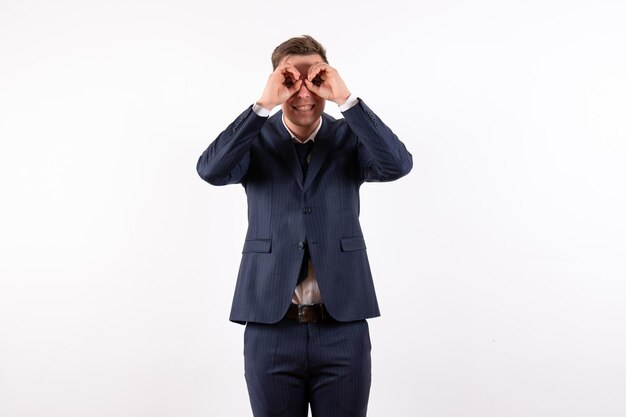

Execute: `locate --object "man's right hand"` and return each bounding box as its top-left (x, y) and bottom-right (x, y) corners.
top-left (256, 64), bottom-right (302, 111)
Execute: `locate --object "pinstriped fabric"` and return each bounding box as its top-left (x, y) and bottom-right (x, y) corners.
top-left (198, 99), bottom-right (411, 417)
top-left (197, 99), bottom-right (412, 324)
top-left (244, 319), bottom-right (371, 417)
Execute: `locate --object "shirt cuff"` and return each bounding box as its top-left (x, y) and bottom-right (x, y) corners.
top-left (338, 94), bottom-right (358, 112)
top-left (252, 103), bottom-right (271, 117)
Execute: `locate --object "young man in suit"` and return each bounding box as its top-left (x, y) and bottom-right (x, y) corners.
top-left (197, 35), bottom-right (412, 417)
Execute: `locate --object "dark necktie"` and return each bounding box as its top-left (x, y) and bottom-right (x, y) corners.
top-left (294, 141), bottom-right (314, 177)
top-left (294, 140), bottom-right (314, 285)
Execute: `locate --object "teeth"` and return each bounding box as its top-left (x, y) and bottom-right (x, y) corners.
top-left (295, 105), bottom-right (314, 111)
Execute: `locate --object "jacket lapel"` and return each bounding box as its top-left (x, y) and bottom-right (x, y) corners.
top-left (267, 112), bottom-right (304, 189)
top-left (267, 111), bottom-right (335, 191)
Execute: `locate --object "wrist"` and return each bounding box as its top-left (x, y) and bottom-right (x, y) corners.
top-left (337, 93), bottom-right (358, 112)
top-left (255, 100), bottom-right (274, 112)
top-left (252, 102), bottom-right (271, 117)
top-left (335, 92), bottom-right (351, 106)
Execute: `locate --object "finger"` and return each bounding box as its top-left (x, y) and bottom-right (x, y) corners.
top-left (307, 70), bottom-right (326, 87)
top-left (288, 79), bottom-right (303, 96)
top-left (304, 79), bottom-right (324, 98)
top-left (282, 68), bottom-right (301, 90)
top-left (283, 78), bottom-right (295, 89)
top-left (277, 62), bottom-right (298, 72)
top-left (282, 64), bottom-right (301, 81)
top-left (304, 78), bottom-right (317, 91)
top-left (307, 63), bottom-right (327, 80)
top-left (311, 73), bottom-right (324, 87)
top-left (275, 65), bottom-right (300, 87)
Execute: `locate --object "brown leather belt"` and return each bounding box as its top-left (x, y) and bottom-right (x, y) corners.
top-left (285, 303), bottom-right (332, 323)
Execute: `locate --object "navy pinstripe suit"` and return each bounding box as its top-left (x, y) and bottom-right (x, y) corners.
top-left (197, 98), bottom-right (412, 323)
top-left (197, 98), bottom-right (412, 416)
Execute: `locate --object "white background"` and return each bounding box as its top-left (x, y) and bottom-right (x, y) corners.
top-left (1, 0), bottom-right (625, 416)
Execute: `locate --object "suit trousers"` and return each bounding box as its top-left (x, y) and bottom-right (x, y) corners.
top-left (244, 318), bottom-right (372, 417)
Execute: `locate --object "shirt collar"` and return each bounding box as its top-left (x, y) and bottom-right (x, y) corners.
top-left (282, 115), bottom-right (323, 144)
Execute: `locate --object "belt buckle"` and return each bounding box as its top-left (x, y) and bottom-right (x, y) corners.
top-left (297, 303), bottom-right (323, 323)
top-left (297, 304), bottom-right (309, 323)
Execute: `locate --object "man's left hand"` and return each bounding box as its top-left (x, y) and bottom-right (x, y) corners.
top-left (304, 63), bottom-right (351, 106)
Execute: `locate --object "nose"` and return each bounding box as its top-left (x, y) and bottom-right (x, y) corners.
top-left (296, 80), bottom-right (310, 98)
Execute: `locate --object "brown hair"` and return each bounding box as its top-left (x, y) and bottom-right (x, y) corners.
top-left (271, 35), bottom-right (329, 70)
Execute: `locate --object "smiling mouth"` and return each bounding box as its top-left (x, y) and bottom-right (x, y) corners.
top-left (293, 104), bottom-right (315, 112)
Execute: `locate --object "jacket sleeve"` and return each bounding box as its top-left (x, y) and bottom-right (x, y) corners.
top-left (196, 106), bottom-right (268, 186)
top-left (342, 99), bottom-right (413, 182)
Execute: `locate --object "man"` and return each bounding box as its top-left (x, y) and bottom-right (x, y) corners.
top-left (197, 35), bottom-right (412, 417)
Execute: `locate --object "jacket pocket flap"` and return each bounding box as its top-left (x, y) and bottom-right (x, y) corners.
top-left (340, 236), bottom-right (367, 252)
top-left (242, 239), bottom-right (272, 253)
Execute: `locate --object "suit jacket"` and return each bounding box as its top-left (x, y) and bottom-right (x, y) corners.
top-left (197, 99), bottom-right (412, 324)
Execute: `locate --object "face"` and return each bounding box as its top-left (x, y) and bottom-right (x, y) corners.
top-left (279, 54), bottom-right (326, 133)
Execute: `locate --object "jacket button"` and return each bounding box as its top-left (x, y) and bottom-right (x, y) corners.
top-left (298, 241), bottom-right (305, 250)
top-left (302, 207), bottom-right (312, 214)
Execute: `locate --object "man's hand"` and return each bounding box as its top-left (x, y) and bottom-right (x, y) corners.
top-left (256, 64), bottom-right (303, 110)
top-left (304, 63), bottom-right (351, 105)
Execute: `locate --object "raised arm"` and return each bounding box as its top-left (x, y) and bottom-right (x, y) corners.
top-left (197, 63), bottom-right (305, 185)
top-left (304, 63), bottom-right (412, 182)
top-left (343, 99), bottom-right (413, 182)
top-left (196, 107), bottom-right (266, 185)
